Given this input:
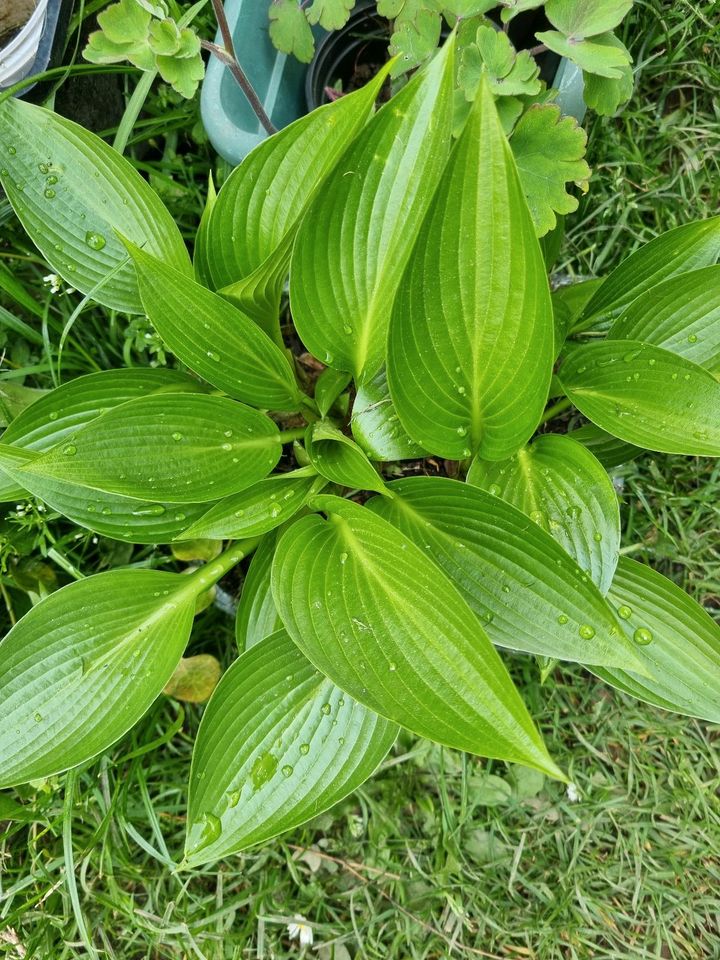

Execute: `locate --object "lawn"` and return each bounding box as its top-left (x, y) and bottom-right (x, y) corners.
top-left (1, 1), bottom-right (719, 958)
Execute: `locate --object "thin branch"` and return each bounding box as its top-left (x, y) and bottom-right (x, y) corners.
top-left (528, 42), bottom-right (549, 57)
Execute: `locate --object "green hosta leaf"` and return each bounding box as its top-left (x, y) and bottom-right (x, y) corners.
top-left (608, 266), bottom-right (720, 373)
top-left (559, 341), bottom-right (720, 455)
top-left (0, 568), bottom-right (204, 786)
top-left (180, 470), bottom-right (323, 540)
top-left (125, 242), bottom-right (302, 411)
top-left (193, 173), bottom-right (216, 287)
top-left (510, 104), bottom-right (590, 237)
top-left (581, 34), bottom-right (633, 115)
top-left (0, 444), bottom-right (210, 543)
top-left (306, 0), bottom-right (354, 29)
top-left (351, 367), bottom-right (428, 461)
top-left (388, 8), bottom-right (442, 74)
top-left (206, 68), bottom-right (389, 332)
top-left (185, 630), bottom-right (397, 865)
top-left (306, 421), bottom-right (388, 495)
top-left (458, 26), bottom-right (541, 99)
top-left (544, 0), bottom-right (633, 38)
top-left (269, 0), bottom-right (315, 63)
top-left (315, 369), bottom-right (352, 419)
top-left (0, 99), bottom-right (191, 314)
top-left (236, 531), bottom-right (282, 651)
top-left (467, 435), bottom-right (620, 594)
top-left (370, 477), bottom-right (640, 670)
top-left (568, 423), bottom-right (641, 469)
top-left (0, 383), bottom-right (47, 428)
top-left (593, 558), bottom-right (720, 722)
top-left (290, 37), bottom-right (455, 377)
top-left (18, 394), bottom-right (281, 503)
top-left (272, 494), bottom-right (563, 777)
top-left (552, 278), bottom-right (604, 347)
top-left (387, 79), bottom-right (553, 461)
top-left (535, 31), bottom-right (630, 79)
top-left (579, 217), bottom-right (720, 327)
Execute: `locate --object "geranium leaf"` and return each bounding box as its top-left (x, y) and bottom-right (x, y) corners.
top-left (272, 494), bottom-right (564, 777)
top-left (499, 0), bottom-right (543, 22)
top-left (156, 50), bottom-right (205, 99)
top-left (236, 532), bottom-right (283, 651)
top-left (185, 630), bottom-right (398, 865)
top-left (559, 341), bottom-right (720, 455)
top-left (350, 367), bottom-right (428, 461)
top-left (269, 0), bottom-right (315, 63)
top-left (535, 30), bottom-right (631, 79)
top-left (387, 78), bottom-right (554, 461)
top-left (290, 37), bottom-right (455, 377)
top-left (370, 477), bottom-right (641, 670)
top-left (467, 435), bottom-right (621, 594)
top-left (388, 8), bottom-right (442, 74)
top-left (544, 0), bottom-right (633, 38)
top-left (510, 104), bottom-right (590, 237)
top-left (593, 558), bottom-right (720, 723)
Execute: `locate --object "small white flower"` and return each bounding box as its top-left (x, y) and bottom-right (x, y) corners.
top-left (566, 782), bottom-right (580, 803)
top-left (42, 273), bottom-right (62, 293)
top-left (287, 915), bottom-right (314, 948)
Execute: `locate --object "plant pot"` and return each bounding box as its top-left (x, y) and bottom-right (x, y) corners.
top-left (0, 0), bottom-right (72, 95)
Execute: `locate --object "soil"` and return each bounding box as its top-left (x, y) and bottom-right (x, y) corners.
top-left (0, 0), bottom-right (36, 49)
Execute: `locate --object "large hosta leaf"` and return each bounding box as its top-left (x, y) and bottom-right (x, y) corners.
top-left (272, 494), bottom-right (563, 777)
top-left (0, 568), bottom-right (202, 786)
top-left (593, 558), bottom-right (720, 722)
top-left (125, 242), bottom-right (302, 411)
top-left (559, 341), bottom-right (720, 455)
top-left (236, 531), bottom-right (282, 652)
top-left (290, 37), bottom-right (455, 377)
top-left (387, 79), bottom-right (553, 461)
top-left (184, 630), bottom-right (398, 865)
top-left (578, 217), bottom-right (720, 327)
top-left (467, 435), bottom-right (621, 594)
top-left (0, 98), bottom-right (190, 313)
top-left (370, 477), bottom-right (640, 670)
top-left (568, 423), bottom-right (642, 470)
top-left (17, 394), bottom-right (281, 503)
top-left (350, 367), bottom-right (428, 461)
top-left (608, 265), bottom-right (720, 373)
top-left (306, 421), bottom-right (388, 494)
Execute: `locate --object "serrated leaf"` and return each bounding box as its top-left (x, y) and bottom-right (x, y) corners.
top-left (306, 0), bottom-right (354, 30)
top-left (290, 37), bottom-right (455, 377)
top-left (510, 104), bottom-right (590, 237)
top-left (164, 655), bottom-right (222, 703)
top-left (608, 266), bottom-right (720, 373)
top-left (306, 421), bottom-right (388, 494)
top-left (125, 242), bottom-right (301, 411)
top-left (236, 531), bottom-right (283, 651)
top-left (545, 0), bottom-right (633, 38)
top-left (180, 470), bottom-right (323, 540)
top-left (535, 30), bottom-right (630, 79)
top-left (568, 423), bottom-right (641, 469)
top-left (559, 341), bottom-right (720, 455)
top-left (0, 99), bottom-right (191, 313)
top-left (185, 630), bottom-right (398, 864)
top-left (269, 0), bottom-right (315, 63)
top-left (350, 367), bottom-right (428, 461)
top-left (387, 79), bottom-right (553, 461)
top-left (581, 33), bottom-right (633, 114)
top-left (18, 394), bottom-right (281, 503)
top-left (578, 217), bottom-right (720, 327)
top-left (97, 0), bottom-right (150, 43)
top-left (148, 18), bottom-right (180, 55)
top-left (467, 435), bottom-right (621, 594)
top-left (458, 26), bottom-right (541, 99)
top-left (370, 477), bottom-right (640, 669)
top-left (389, 8), bottom-right (442, 74)
top-left (593, 558), bottom-right (720, 722)
top-left (84, 31), bottom-right (150, 65)
top-left (156, 50), bottom-right (204, 99)
top-left (0, 568), bottom-right (204, 786)
top-left (272, 494), bottom-right (564, 777)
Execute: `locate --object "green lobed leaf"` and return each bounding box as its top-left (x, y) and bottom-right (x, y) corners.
top-left (568, 423), bottom-right (642, 469)
top-left (535, 30), bottom-right (631, 79)
top-left (499, 0), bottom-right (543, 22)
top-left (236, 531), bottom-right (283, 651)
top-left (0, 99), bottom-right (191, 313)
top-left (578, 217), bottom-right (720, 327)
top-left (458, 26), bottom-right (541, 100)
top-left (467, 435), bottom-right (621, 595)
top-left (306, 0), bottom-right (355, 29)
top-left (269, 0), bottom-right (315, 63)
top-left (608, 265), bottom-right (720, 373)
top-left (124, 241), bottom-right (302, 411)
top-left (156, 47), bottom-right (205, 100)
top-left (184, 629), bottom-right (398, 865)
top-left (581, 34), bottom-right (634, 115)
top-left (272, 494), bottom-right (564, 777)
top-left (559, 341), bottom-right (720, 455)
top-left (306, 421), bottom-right (388, 495)
top-left (290, 37), bottom-right (456, 377)
top-left (593, 558), bottom-right (720, 723)
top-left (179, 470), bottom-right (323, 541)
top-left (387, 78), bottom-right (554, 461)
top-left (0, 568), bottom-right (202, 786)
top-left (544, 0), bottom-right (633, 38)
top-left (18, 394), bottom-right (282, 503)
top-left (510, 104), bottom-right (590, 237)
top-left (369, 477), bottom-right (641, 669)
top-left (350, 367), bottom-right (428, 461)
top-left (388, 8), bottom-right (442, 74)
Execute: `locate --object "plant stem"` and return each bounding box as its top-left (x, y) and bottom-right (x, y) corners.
top-left (203, 0), bottom-right (277, 136)
top-left (528, 43), bottom-right (549, 57)
top-left (279, 427), bottom-right (308, 444)
top-left (539, 396), bottom-right (572, 426)
top-left (113, 70), bottom-right (157, 155)
top-left (189, 538), bottom-right (261, 589)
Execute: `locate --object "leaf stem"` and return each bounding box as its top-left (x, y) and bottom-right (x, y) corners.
top-left (192, 538), bottom-right (262, 587)
top-left (279, 427), bottom-right (308, 444)
top-left (528, 43), bottom-right (549, 57)
top-left (539, 396), bottom-right (572, 426)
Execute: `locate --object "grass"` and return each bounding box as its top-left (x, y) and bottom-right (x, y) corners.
top-left (1, 1), bottom-right (720, 957)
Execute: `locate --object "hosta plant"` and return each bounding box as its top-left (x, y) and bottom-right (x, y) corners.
top-left (1, 35), bottom-right (720, 867)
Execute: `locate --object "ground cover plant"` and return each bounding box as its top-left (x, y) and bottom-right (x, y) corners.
top-left (1, 1), bottom-right (720, 960)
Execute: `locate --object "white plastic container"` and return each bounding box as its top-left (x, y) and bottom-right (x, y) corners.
top-left (0, 0), bottom-right (49, 88)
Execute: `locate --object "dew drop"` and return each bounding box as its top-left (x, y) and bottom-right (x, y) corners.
top-left (343, 324), bottom-right (353, 335)
top-left (593, 531), bottom-right (603, 542)
top-left (175, 512), bottom-right (186, 521)
top-left (63, 444), bottom-right (77, 456)
top-left (320, 702), bottom-right (332, 716)
top-left (172, 432), bottom-right (183, 441)
top-left (617, 604), bottom-right (632, 620)
top-left (207, 351), bottom-right (221, 362)
top-left (487, 483), bottom-right (501, 496)
top-left (101, 506), bottom-right (112, 516)
top-left (221, 442), bottom-right (232, 451)
top-left (46, 174), bottom-right (58, 185)
top-left (557, 614), bottom-right (569, 625)
top-left (34, 712), bottom-right (42, 722)
top-left (38, 162), bottom-right (48, 173)
top-left (131, 504), bottom-right (166, 517)
top-left (633, 626), bottom-right (653, 646)
top-left (456, 426), bottom-right (468, 437)
top-left (339, 552), bottom-right (348, 564)
top-left (224, 429), bottom-right (233, 437)
top-left (44, 188), bottom-right (56, 199)
top-left (281, 764), bottom-right (294, 778)
top-left (227, 790), bottom-right (240, 808)
top-left (579, 624), bottom-right (595, 640)
top-left (687, 333), bottom-right (698, 343)
top-left (299, 743), bottom-right (310, 755)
